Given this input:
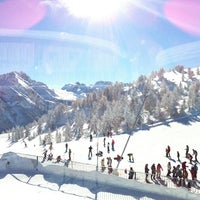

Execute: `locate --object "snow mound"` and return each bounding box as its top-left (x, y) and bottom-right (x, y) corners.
top-left (0, 152), bottom-right (40, 172)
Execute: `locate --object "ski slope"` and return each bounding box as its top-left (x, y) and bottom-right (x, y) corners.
top-left (0, 119), bottom-right (200, 200)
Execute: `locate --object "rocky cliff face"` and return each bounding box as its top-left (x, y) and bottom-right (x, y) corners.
top-left (0, 71), bottom-right (67, 132)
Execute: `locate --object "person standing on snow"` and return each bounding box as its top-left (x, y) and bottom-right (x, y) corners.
top-left (128, 167), bottom-right (135, 179)
top-left (107, 142), bottom-right (110, 153)
top-left (166, 161), bottom-right (171, 177)
top-left (151, 163), bottom-right (156, 180)
top-left (68, 148), bottom-right (72, 161)
top-left (166, 145), bottom-right (171, 158)
top-left (127, 153), bottom-right (134, 162)
top-left (89, 134), bottom-right (93, 142)
top-left (65, 142), bottom-right (68, 153)
top-left (103, 137), bottom-right (106, 147)
top-left (185, 145), bottom-right (189, 158)
top-left (177, 151), bottom-right (180, 162)
top-left (156, 163), bottom-right (163, 179)
top-left (88, 145), bottom-right (93, 158)
top-left (111, 139), bottom-right (115, 151)
top-left (145, 164), bottom-right (150, 183)
top-left (192, 149), bottom-right (198, 162)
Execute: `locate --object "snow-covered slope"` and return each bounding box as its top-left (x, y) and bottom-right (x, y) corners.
top-left (1, 119), bottom-right (200, 200)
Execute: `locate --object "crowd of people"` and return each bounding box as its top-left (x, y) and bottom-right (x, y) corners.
top-left (144, 144), bottom-right (199, 190)
top-left (40, 134), bottom-right (200, 191)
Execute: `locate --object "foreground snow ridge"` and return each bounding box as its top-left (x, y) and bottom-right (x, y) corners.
top-left (0, 152), bottom-right (199, 200)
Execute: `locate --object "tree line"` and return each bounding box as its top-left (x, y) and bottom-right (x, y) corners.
top-left (7, 66), bottom-right (200, 143)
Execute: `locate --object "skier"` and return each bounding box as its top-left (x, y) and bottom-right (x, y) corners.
top-left (127, 153), bottom-right (134, 162)
top-left (88, 145), bottom-right (93, 158)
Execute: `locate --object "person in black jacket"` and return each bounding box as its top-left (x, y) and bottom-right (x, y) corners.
top-left (145, 164), bottom-right (149, 183)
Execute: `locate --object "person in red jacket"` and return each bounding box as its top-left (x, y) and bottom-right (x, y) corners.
top-left (156, 163), bottom-right (163, 179)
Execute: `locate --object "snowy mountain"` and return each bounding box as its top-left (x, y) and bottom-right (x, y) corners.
top-left (0, 71), bottom-right (113, 132)
top-left (61, 81), bottom-right (113, 98)
top-left (0, 71), bottom-right (74, 132)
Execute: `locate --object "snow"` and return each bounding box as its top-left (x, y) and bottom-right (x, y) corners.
top-left (1, 120), bottom-right (200, 200)
top-left (54, 89), bottom-right (77, 101)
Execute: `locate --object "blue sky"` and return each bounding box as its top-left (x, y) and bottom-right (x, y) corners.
top-left (0, 0), bottom-right (200, 89)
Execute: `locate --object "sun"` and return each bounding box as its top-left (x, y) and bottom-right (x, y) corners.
top-left (63, 0), bottom-right (128, 22)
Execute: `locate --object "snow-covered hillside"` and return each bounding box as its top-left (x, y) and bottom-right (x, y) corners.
top-left (1, 119), bottom-right (200, 200)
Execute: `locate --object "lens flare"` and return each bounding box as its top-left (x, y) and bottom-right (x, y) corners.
top-left (164, 0), bottom-right (200, 36)
top-left (0, 0), bottom-right (46, 30)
